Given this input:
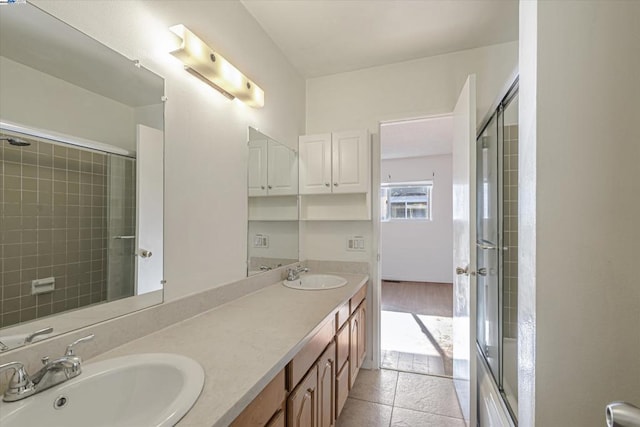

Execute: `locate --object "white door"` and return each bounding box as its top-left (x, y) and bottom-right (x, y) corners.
top-left (136, 124), bottom-right (164, 295)
top-left (299, 133), bottom-right (332, 194)
top-left (332, 130), bottom-right (369, 193)
top-left (248, 139), bottom-right (268, 196)
top-left (452, 75), bottom-right (477, 426)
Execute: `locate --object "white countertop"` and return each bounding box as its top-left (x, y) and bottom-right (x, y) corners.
top-left (89, 272), bottom-right (368, 427)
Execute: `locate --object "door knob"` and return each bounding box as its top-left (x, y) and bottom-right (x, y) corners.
top-left (456, 266), bottom-right (476, 276)
top-left (137, 249), bottom-right (153, 258)
top-left (456, 266), bottom-right (469, 276)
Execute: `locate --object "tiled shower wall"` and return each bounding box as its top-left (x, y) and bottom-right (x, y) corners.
top-left (0, 137), bottom-right (108, 328)
top-left (503, 124), bottom-right (519, 338)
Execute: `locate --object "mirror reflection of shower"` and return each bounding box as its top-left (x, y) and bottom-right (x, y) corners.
top-left (0, 131), bottom-right (137, 329)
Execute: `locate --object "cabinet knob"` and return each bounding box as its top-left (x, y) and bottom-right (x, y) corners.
top-left (325, 183), bottom-right (330, 187)
top-left (268, 185), bottom-right (272, 189)
top-left (261, 186), bottom-right (265, 190)
top-left (334, 182), bottom-right (339, 186)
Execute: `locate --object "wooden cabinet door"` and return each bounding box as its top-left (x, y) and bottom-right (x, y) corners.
top-left (299, 133), bottom-right (332, 194)
top-left (336, 325), bottom-right (349, 371)
top-left (349, 309), bottom-right (360, 388)
top-left (318, 341), bottom-right (336, 427)
top-left (357, 304), bottom-right (366, 367)
top-left (248, 139), bottom-right (268, 196)
top-left (288, 364), bottom-right (319, 427)
top-left (335, 363), bottom-right (350, 419)
top-left (231, 370), bottom-right (285, 427)
top-left (331, 130), bottom-right (369, 194)
top-left (267, 140), bottom-right (298, 196)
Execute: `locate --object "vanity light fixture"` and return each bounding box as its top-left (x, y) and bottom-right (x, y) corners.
top-left (169, 24), bottom-right (264, 108)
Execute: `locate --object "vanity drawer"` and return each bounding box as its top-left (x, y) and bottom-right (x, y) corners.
top-left (350, 283), bottom-right (367, 314)
top-left (336, 301), bottom-right (350, 331)
top-left (287, 317), bottom-right (335, 390)
top-left (266, 408), bottom-right (285, 427)
top-left (231, 369), bottom-right (286, 427)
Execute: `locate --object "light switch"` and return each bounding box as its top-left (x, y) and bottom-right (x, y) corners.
top-left (253, 234), bottom-right (269, 248)
top-left (346, 236), bottom-right (365, 252)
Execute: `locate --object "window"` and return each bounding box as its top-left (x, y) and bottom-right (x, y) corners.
top-left (380, 181), bottom-right (432, 221)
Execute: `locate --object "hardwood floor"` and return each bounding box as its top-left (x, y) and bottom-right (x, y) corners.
top-left (381, 280), bottom-right (453, 317)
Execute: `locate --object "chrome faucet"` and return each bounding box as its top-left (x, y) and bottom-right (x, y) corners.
top-left (287, 265), bottom-right (309, 281)
top-left (0, 334), bottom-right (93, 402)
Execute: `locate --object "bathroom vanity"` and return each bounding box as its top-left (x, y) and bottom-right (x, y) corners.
top-left (79, 272), bottom-right (368, 427)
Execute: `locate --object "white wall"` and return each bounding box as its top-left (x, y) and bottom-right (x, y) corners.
top-left (380, 155), bottom-right (453, 283)
top-left (303, 42), bottom-right (517, 268)
top-left (0, 56), bottom-right (135, 149)
top-left (519, 1), bottom-right (640, 425)
top-left (31, 0), bottom-right (306, 300)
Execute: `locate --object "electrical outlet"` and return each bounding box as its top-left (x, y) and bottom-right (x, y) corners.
top-left (346, 236), bottom-right (365, 251)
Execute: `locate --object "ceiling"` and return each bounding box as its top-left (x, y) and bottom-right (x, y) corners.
top-left (380, 116), bottom-right (453, 160)
top-left (241, 0), bottom-right (518, 78)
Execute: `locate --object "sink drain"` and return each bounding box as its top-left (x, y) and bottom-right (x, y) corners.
top-left (53, 395), bottom-right (68, 410)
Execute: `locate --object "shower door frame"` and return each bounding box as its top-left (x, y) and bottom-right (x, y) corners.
top-left (475, 77), bottom-right (519, 424)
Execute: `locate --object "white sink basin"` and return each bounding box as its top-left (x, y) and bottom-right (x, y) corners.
top-left (283, 274), bottom-right (347, 290)
top-left (0, 353), bottom-right (205, 427)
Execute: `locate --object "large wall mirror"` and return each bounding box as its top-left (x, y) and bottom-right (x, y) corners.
top-left (0, 2), bottom-right (164, 351)
top-left (247, 127), bottom-right (298, 276)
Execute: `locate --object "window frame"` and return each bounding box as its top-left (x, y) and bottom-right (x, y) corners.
top-left (380, 180), bottom-right (433, 222)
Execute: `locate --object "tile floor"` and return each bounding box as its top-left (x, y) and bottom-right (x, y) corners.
top-left (336, 369), bottom-right (465, 427)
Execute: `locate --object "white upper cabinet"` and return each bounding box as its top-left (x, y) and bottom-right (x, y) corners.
top-left (249, 139), bottom-right (298, 197)
top-left (267, 140), bottom-right (298, 196)
top-left (299, 130), bottom-right (369, 195)
top-left (299, 133), bottom-right (332, 194)
top-left (248, 139), bottom-right (268, 196)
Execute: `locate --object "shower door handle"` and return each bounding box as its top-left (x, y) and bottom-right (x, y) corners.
top-left (476, 239), bottom-right (498, 250)
top-left (136, 249), bottom-right (153, 258)
top-left (606, 402), bottom-right (640, 427)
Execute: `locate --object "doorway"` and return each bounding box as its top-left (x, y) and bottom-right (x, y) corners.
top-left (378, 115), bottom-right (455, 377)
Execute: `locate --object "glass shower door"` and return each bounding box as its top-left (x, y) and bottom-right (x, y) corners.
top-left (476, 114), bottom-right (501, 380)
top-left (476, 82), bottom-right (519, 423)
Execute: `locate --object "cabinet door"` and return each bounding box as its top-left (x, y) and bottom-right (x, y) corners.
top-left (248, 139), bottom-right (268, 196)
top-left (288, 364), bottom-right (319, 427)
top-left (357, 304), bottom-right (367, 367)
top-left (318, 341), bottom-right (336, 427)
top-left (299, 133), bottom-right (332, 194)
top-left (335, 363), bottom-right (350, 419)
top-left (349, 309), bottom-right (360, 388)
top-left (268, 140), bottom-right (298, 195)
top-left (331, 130), bottom-right (369, 194)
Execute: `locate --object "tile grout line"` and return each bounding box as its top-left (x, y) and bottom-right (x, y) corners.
top-left (389, 369), bottom-right (400, 426)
